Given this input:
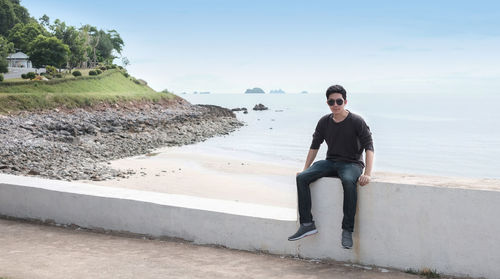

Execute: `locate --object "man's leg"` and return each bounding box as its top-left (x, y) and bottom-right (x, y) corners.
top-left (296, 160), bottom-right (337, 224)
top-left (336, 162), bottom-right (363, 232)
top-left (289, 160), bottom-right (337, 241)
top-left (336, 162), bottom-right (363, 248)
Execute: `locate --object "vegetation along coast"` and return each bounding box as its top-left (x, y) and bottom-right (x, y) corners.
top-left (0, 1), bottom-right (242, 181)
top-left (0, 70), bottom-right (242, 181)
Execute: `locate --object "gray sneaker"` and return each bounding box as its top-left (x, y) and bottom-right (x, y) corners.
top-left (342, 229), bottom-right (353, 249)
top-left (288, 223), bottom-right (318, 241)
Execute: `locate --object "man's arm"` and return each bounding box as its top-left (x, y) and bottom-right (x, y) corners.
top-left (300, 116), bottom-right (324, 174)
top-left (301, 149), bottom-right (319, 172)
top-left (358, 150), bottom-right (374, 186)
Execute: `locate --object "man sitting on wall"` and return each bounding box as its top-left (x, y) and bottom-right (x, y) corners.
top-left (287, 84), bottom-right (374, 249)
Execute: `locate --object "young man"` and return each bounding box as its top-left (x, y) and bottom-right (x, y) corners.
top-left (287, 85), bottom-right (374, 249)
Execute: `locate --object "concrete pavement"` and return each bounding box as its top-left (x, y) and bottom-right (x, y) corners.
top-left (0, 218), bottom-right (466, 279)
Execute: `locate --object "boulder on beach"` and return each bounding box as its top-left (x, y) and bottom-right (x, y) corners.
top-left (253, 103), bottom-right (268, 111)
top-left (231, 107), bottom-right (248, 112)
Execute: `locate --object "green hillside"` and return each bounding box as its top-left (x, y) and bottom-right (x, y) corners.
top-left (0, 70), bottom-right (176, 113)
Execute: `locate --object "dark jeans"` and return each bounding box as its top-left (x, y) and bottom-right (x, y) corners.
top-left (296, 160), bottom-right (363, 232)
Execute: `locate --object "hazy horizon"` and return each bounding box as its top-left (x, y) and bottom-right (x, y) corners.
top-left (22, 0), bottom-right (500, 95)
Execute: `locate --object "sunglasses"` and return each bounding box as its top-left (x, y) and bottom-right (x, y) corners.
top-left (327, 98), bottom-right (344, 106)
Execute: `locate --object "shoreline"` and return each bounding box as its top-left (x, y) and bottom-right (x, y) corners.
top-left (83, 144), bottom-right (500, 208)
top-left (0, 100), bottom-right (243, 181)
top-left (85, 146), bottom-right (298, 208)
top-left (1, 99), bottom-right (499, 206)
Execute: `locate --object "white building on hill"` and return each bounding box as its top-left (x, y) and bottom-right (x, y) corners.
top-left (7, 52), bottom-right (32, 68)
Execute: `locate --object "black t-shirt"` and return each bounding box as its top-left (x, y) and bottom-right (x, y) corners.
top-left (310, 111), bottom-right (374, 167)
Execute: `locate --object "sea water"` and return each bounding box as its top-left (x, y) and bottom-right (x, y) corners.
top-left (181, 92), bottom-right (500, 179)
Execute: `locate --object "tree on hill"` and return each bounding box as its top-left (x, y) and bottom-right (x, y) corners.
top-left (7, 21), bottom-right (45, 53)
top-left (121, 56), bottom-right (130, 68)
top-left (0, 35), bottom-right (14, 73)
top-left (80, 24), bottom-right (100, 68)
top-left (51, 19), bottom-right (85, 68)
top-left (108, 29), bottom-right (124, 55)
top-left (66, 27), bottom-right (86, 69)
top-left (96, 29), bottom-right (124, 64)
top-left (10, 0), bottom-right (30, 25)
top-left (28, 35), bottom-right (70, 69)
top-left (0, 0), bottom-right (17, 36)
top-left (1, 0), bottom-right (127, 70)
top-left (79, 25), bottom-right (125, 67)
top-left (0, 0), bottom-right (32, 37)
top-left (78, 25), bottom-right (92, 68)
top-left (39, 14), bottom-right (50, 29)
top-left (95, 29), bottom-right (114, 64)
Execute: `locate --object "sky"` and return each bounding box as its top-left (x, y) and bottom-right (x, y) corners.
top-left (22, 0), bottom-right (500, 94)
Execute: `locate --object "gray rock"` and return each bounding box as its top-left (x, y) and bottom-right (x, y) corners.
top-left (0, 104), bottom-right (243, 181)
top-left (253, 103), bottom-right (268, 111)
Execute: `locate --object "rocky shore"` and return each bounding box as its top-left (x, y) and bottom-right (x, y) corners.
top-left (0, 100), bottom-right (243, 181)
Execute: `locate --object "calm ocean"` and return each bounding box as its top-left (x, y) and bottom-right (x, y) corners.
top-left (181, 92), bottom-right (500, 179)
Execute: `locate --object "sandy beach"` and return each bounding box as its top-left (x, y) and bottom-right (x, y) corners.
top-left (85, 144), bottom-right (500, 210)
top-left (85, 145), bottom-right (299, 208)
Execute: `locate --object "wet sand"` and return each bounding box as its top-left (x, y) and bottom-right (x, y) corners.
top-left (85, 146), bottom-right (299, 208)
top-left (85, 146), bottom-right (500, 209)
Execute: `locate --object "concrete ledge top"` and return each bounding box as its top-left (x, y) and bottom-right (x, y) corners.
top-left (2, 171), bottom-right (499, 223)
top-left (374, 172), bottom-right (500, 191)
top-left (0, 174), bottom-right (296, 221)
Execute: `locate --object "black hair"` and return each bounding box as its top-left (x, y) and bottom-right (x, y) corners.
top-left (326, 85), bottom-right (347, 100)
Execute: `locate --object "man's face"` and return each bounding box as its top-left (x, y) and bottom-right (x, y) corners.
top-left (326, 93), bottom-right (347, 114)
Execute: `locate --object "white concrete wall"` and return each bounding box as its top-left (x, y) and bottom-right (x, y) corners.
top-left (302, 179), bottom-right (500, 279)
top-left (1, 173), bottom-right (499, 279)
top-left (0, 174), bottom-right (298, 255)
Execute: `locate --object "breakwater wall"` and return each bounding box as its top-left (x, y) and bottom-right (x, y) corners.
top-left (0, 173), bottom-right (498, 278)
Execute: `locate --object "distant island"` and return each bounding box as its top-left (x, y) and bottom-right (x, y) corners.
top-left (301, 91), bottom-right (308, 94)
top-left (269, 89), bottom-right (285, 94)
top-left (199, 91), bottom-right (210, 94)
top-left (245, 87), bottom-right (265, 94)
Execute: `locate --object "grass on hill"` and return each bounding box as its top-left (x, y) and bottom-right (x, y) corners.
top-left (0, 70), bottom-right (176, 114)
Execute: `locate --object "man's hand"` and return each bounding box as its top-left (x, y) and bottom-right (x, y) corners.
top-left (358, 174), bottom-right (371, 186)
top-left (296, 170), bottom-right (306, 176)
